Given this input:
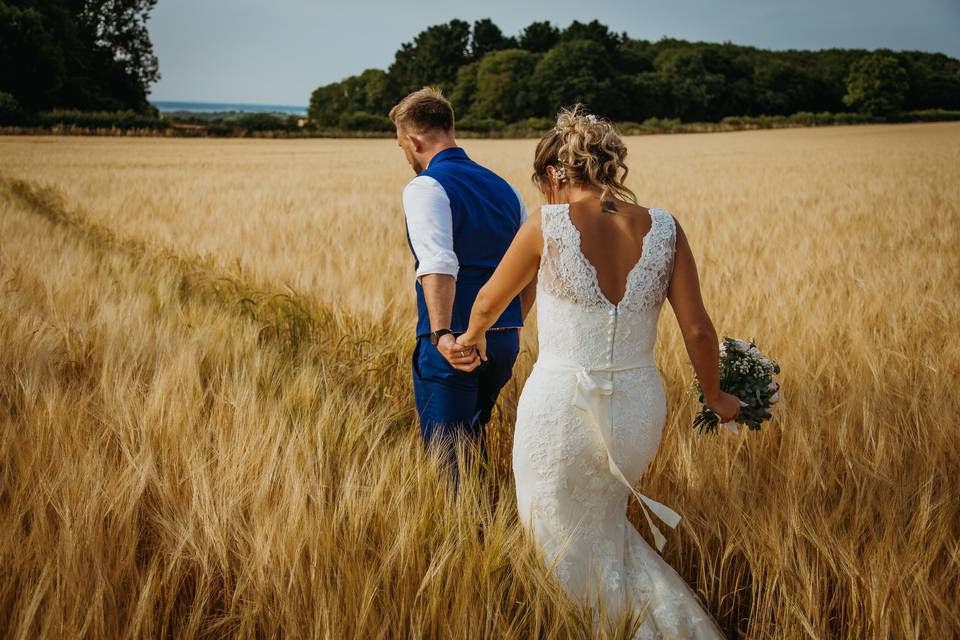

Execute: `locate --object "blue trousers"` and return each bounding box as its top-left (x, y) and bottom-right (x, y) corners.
top-left (412, 329), bottom-right (520, 486)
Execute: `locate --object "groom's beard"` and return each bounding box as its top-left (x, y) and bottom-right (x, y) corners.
top-left (404, 149), bottom-right (424, 175)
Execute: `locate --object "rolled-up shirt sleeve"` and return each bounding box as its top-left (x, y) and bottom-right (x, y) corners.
top-left (402, 175), bottom-right (459, 280)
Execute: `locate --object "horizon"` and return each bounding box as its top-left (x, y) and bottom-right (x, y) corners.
top-left (148, 1), bottom-right (960, 105)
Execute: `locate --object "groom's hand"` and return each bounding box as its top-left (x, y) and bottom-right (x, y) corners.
top-left (437, 333), bottom-right (480, 372)
top-left (455, 332), bottom-right (487, 365)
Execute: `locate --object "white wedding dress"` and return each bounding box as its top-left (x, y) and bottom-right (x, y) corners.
top-left (513, 204), bottom-right (726, 639)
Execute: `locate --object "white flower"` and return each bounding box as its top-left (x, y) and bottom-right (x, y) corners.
top-left (585, 114), bottom-right (598, 124)
top-left (769, 391), bottom-right (780, 404)
top-left (733, 339), bottom-right (752, 352)
top-left (767, 381), bottom-right (779, 391)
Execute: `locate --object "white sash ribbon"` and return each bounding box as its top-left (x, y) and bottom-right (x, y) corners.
top-left (535, 353), bottom-right (682, 552)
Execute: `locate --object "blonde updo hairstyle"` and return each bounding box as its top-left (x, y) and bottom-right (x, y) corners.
top-left (532, 104), bottom-right (638, 207)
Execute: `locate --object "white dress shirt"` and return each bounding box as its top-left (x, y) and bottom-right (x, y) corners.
top-left (402, 175), bottom-right (528, 281)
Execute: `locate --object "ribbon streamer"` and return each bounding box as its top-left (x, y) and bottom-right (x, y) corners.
top-left (537, 354), bottom-right (682, 552)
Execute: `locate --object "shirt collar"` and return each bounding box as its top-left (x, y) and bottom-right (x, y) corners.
top-left (427, 146), bottom-right (467, 169)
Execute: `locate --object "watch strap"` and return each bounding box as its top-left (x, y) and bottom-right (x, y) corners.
top-left (429, 328), bottom-right (453, 345)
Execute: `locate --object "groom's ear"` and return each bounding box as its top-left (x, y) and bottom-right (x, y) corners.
top-left (406, 133), bottom-right (424, 153)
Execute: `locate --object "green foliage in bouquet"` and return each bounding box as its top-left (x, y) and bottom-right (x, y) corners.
top-left (693, 336), bottom-right (781, 434)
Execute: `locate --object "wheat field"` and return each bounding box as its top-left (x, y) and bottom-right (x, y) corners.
top-left (1, 122), bottom-right (958, 639)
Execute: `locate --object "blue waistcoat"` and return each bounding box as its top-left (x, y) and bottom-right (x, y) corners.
top-left (406, 146), bottom-right (525, 337)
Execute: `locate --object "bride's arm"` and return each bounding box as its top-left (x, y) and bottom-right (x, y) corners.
top-left (456, 209), bottom-right (543, 360)
top-left (667, 218), bottom-right (740, 421)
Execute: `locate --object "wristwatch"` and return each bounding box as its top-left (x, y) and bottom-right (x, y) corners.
top-left (428, 328), bottom-right (453, 346)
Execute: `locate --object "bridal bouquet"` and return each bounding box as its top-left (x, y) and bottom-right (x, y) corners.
top-left (693, 337), bottom-right (781, 434)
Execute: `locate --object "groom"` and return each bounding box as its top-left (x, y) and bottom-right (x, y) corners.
top-left (389, 87), bottom-right (534, 486)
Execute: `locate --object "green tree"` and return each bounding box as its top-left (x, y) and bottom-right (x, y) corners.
top-left (309, 78), bottom-right (357, 127)
top-left (654, 48), bottom-right (725, 121)
top-left (529, 40), bottom-right (624, 118)
top-left (0, 0), bottom-right (159, 114)
top-left (470, 18), bottom-right (514, 60)
top-left (79, 0), bottom-right (160, 91)
top-left (235, 112), bottom-right (290, 132)
top-left (0, 90), bottom-right (23, 124)
top-left (387, 19), bottom-right (471, 96)
top-left (308, 69), bottom-right (390, 127)
top-left (616, 39), bottom-right (655, 74)
top-left (897, 52), bottom-right (960, 111)
top-left (560, 19), bottom-right (621, 52)
top-left (843, 52), bottom-right (909, 116)
top-left (359, 68), bottom-right (391, 115)
top-left (469, 49), bottom-right (539, 122)
top-left (337, 111), bottom-right (393, 131)
top-left (623, 72), bottom-right (670, 119)
top-left (308, 18), bottom-right (960, 130)
top-left (753, 58), bottom-right (816, 115)
top-left (518, 20), bottom-right (559, 53)
top-left (449, 61), bottom-right (479, 117)
top-left (0, 3), bottom-right (65, 112)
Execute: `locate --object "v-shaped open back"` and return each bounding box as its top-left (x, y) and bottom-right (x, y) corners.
top-left (537, 203), bottom-right (677, 315)
top-left (561, 203), bottom-right (657, 308)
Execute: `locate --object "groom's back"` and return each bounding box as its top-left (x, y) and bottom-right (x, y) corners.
top-left (390, 86), bottom-right (526, 338)
top-left (420, 148), bottom-right (524, 268)
top-left (411, 145), bottom-right (525, 337)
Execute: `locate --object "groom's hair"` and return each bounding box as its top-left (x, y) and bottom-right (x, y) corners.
top-left (389, 87), bottom-right (454, 135)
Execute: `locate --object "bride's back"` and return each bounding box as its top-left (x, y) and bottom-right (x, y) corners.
top-left (535, 199), bottom-right (676, 368)
top-left (567, 198), bottom-right (654, 307)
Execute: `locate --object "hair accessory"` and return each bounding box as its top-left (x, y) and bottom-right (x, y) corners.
top-left (584, 114), bottom-right (598, 124)
top-left (553, 165), bottom-right (567, 181)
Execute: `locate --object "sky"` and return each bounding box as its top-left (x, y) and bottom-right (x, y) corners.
top-left (148, 0), bottom-right (960, 106)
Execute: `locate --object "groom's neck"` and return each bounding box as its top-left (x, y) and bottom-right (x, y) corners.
top-left (419, 134), bottom-right (457, 170)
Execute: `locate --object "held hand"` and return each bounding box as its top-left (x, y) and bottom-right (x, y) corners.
top-left (436, 333), bottom-right (480, 372)
top-left (455, 332), bottom-right (487, 364)
top-left (706, 391), bottom-right (744, 423)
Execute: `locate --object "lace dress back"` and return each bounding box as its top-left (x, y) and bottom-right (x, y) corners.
top-left (512, 203), bottom-right (726, 639)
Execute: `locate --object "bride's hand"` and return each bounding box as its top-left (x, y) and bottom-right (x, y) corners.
top-left (706, 391), bottom-right (743, 423)
top-left (455, 331), bottom-right (487, 364)
top-left (436, 333), bottom-right (480, 372)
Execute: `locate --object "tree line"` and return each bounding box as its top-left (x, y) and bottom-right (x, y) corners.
top-left (2, 8), bottom-right (957, 134)
top-left (0, 0), bottom-right (160, 123)
top-left (308, 19), bottom-right (960, 131)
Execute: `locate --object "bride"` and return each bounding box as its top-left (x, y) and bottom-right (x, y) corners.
top-left (453, 105), bottom-right (740, 638)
